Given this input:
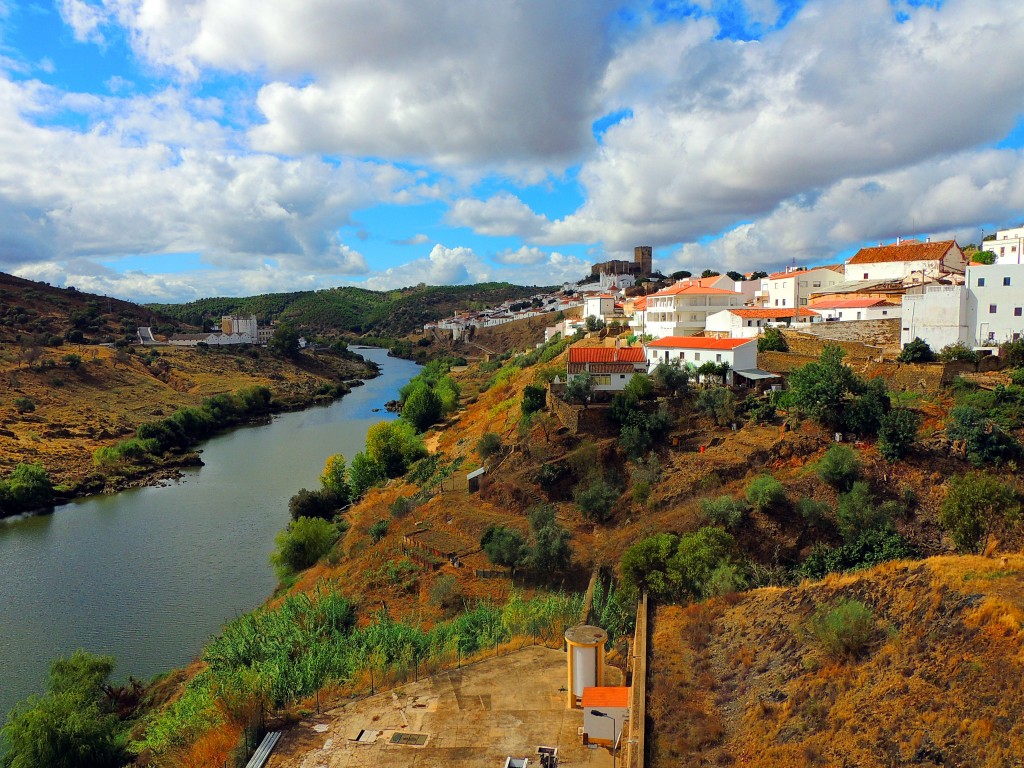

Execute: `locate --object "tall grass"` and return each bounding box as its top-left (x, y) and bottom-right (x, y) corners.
top-left (134, 586), bottom-right (584, 757)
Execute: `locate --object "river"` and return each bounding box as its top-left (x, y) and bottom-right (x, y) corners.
top-left (0, 347), bottom-right (418, 720)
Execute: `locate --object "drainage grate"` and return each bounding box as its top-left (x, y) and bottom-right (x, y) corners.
top-left (390, 732), bottom-right (429, 746)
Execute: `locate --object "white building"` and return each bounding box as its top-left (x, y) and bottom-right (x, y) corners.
top-left (986, 226), bottom-right (1024, 265)
top-left (705, 307), bottom-right (820, 338)
top-left (899, 264), bottom-right (1024, 349)
top-left (582, 294), bottom-right (617, 324)
top-left (845, 239), bottom-right (966, 283)
top-left (581, 687), bottom-right (629, 748)
top-left (222, 314), bottom-right (258, 337)
top-left (756, 265), bottom-right (845, 309)
top-left (809, 298), bottom-right (901, 322)
top-left (900, 285), bottom-right (970, 350)
top-left (645, 337), bottom-right (758, 383)
top-left (566, 345), bottom-right (647, 391)
top-left (642, 280), bottom-right (746, 339)
top-left (967, 264), bottom-right (1024, 345)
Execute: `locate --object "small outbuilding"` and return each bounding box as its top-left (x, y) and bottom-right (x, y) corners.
top-left (582, 686), bottom-right (630, 747)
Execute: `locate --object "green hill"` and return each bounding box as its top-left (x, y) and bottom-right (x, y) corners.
top-left (147, 282), bottom-right (545, 337)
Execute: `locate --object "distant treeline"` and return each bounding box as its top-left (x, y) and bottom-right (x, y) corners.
top-left (146, 282), bottom-right (546, 338)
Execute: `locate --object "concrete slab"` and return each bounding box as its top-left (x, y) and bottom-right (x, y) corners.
top-left (267, 646), bottom-right (617, 768)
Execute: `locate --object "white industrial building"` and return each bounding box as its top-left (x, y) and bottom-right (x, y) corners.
top-left (900, 264), bottom-right (1024, 349)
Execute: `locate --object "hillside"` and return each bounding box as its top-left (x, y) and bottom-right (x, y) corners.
top-left (648, 555), bottom-right (1024, 767)
top-left (147, 282), bottom-right (545, 338)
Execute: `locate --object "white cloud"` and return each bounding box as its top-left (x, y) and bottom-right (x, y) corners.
top-left (95, 0), bottom-right (616, 171)
top-left (393, 233), bottom-right (430, 246)
top-left (551, 0), bottom-right (1024, 249)
top-left (58, 0), bottom-right (110, 44)
top-left (447, 193), bottom-right (552, 239)
top-left (493, 246), bottom-right (551, 266)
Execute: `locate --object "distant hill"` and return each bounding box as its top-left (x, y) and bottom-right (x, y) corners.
top-left (0, 272), bottom-right (186, 345)
top-left (147, 282), bottom-right (546, 337)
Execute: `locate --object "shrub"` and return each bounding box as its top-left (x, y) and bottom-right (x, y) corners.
top-left (369, 518), bottom-right (389, 543)
top-left (938, 342), bottom-right (979, 363)
top-left (1001, 339), bottom-right (1024, 367)
top-left (13, 396), bottom-right (35, 414)
top-left (701, 495), bottom-right (745, 528)
top-left (877, 407), bottom-right (920, 462)
top-left (788, 345), bottom-right (861, 430)
top-left (808, 600), bottom-right (876, 659)
top-left (575, 477), bottom-right (621, 523)
top-left (836, 482), bottom-right (891, 542)
top-left (477, 432), bottom-right (503, 461)
top-left (799, 528), bottom-right (917, 579)
top-left (814, 444), bottom-right (860, 492)
top-left (651, 362), bottom-right (689, 395)
top-left (481, 525), bottom-right (530, 569)
top-left (844, 377), bottom-right (890, 436)
top-left (745, 474), bottom-right (786, 512)
top-left (319, 454), bottom-right (351, 505)
top-left (288, 487), bottom-right (341, 521)
top-left (619, 533), bottom-right (680, 601)
top-left (0, 462), bottom-right (54, 513)
top-left (946, 406), bottom-right (1018, 466)
top-left (528, 505), bottom-right (572, 574)
top-left (744, 395), bottom-right (776, 425)
top-left (897, 337), bottom-right (935, 363)
top-left (796, 497), bottom-right (832, 527)
top-left (429, 575), bottom-right (463, 613)
top-left (696, 387), bottom-right (736, 426)
top-left (624, 373), bottom-right (654, 400)
top-left (270, 517), bottom-right (342, 578)
top-left (757, 326), bottom-right (788, 352)
top-left (365, 419), bottom-right (426, 477)
top-left (348, 451), bottom-right (385, 499)
top-left (521, 384), bottom-right (546, 416)
top-left (565, 372), bottom-right (594, 405)
top-left (402, 382), bottom-right (443, 432)
top-left (939, 473), bottom-right (1020, 553)
top-left (703, 563), bottom-right (749, 598)
top-left (670, 527), bottom-right (738, 601)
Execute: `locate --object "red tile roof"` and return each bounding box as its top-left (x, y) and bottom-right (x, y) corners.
top-left (646, 336), bottom-right (756, 350)
top-left (568, 362), bottom-right (640, 374)
top-left (809, 298), bottom-right (897, 309)
top-left (568, 346), bottom-right (646, 363)
top-left (582, 686), bottom-right (630, 708)
top-left (649, 283), bottom-right (737, 297)
top-left (632, 297), bottom-right (647, 311)
top-left (765, 263), bottom-right (845, 281)
top-left (848, 240), bottom-right (958, 265)
top-left (726, 307), bottom-right (819, 319)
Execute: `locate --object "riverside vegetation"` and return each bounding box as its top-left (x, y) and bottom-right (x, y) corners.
top-left (5, 286), bottom-right (1024, 767)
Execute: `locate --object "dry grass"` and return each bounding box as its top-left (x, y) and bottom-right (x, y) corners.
top-left (648, 555), bottom-right (1024, 767)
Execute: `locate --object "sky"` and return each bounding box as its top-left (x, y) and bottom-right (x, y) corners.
top-left (0, 0), bottom-right (1023, 303)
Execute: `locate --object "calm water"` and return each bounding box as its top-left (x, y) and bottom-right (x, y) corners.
top-left (0, 348), bottom-right (418, 719)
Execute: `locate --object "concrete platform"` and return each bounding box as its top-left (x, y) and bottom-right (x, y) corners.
top-left (267, 646), bottom-right (617, 768)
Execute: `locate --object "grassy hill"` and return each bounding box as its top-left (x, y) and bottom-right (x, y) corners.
top-left (147, 282), bottom-right (546, 337)
top-left (648, 555), bottom-right (1024, 767)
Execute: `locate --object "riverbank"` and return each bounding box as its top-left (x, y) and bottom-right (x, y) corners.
top-left (0, 343), bottom-right (378, 503)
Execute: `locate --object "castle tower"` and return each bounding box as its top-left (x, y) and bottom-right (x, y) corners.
top-left (634, 245), bottom-right (653, 275)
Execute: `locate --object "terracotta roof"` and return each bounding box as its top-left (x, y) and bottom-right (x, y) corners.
top-left (632, 297), bottom-right (647, 311)
top-left (848, 240), bottom-right (957, 265)
top-left (646, 336), bottom-right (756, 350)
top-left (582, 686), bottom-right (630, 708)
top-left (568, 346), bottom-right (646, 363)
top-left (809, 298), bottom-right (897, 309)
top-left (726, 307), bottom-right (819, 319)
top-left (648, 283), bottom-right (737, 297)
top-left (765, 264), bottom-right (846, 281)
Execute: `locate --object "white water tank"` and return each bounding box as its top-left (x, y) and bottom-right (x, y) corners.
top-left (564, 624), bottom-right (607, 708)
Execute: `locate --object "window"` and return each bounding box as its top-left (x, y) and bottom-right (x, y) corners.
top-left (716, 354), bottom-right (722, 362)
top-left (619, 374), bottom-right (626, 379)
top-left (1015, 308), bottom-right (1022, 317)
top-left (774, 299), bottom-right (779, 306)
top-left (978, 278), bottom-right (986, 287)
top-left (1004, 277), bottom-right (1012, 286)
top-left (863, 273), bottom-right (869, 279)
top-left (812, 281), bottom-right (821, 288)
top-left (695, 353), bottom-right (701, 361)
top-left (990, 304), bottom-right (998, 314)
top-left (593, 375), bottom-right (611, 386)
top-left (882, 310), bottom-right (888, 316)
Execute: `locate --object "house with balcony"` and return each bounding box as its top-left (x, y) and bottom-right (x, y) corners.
top-left (642, 282), bottom-right (746, 339)
top-left (986, 226), bottom-right (1024, 266)
top-left (844, 239), bottom-right (966, 283)
top-left (566, 345), bottom-right (647, 391)
top-left (755, 265), bottom-right (845, 309)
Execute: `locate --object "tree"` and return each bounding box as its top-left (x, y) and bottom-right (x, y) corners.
top-left (565, 372), bottom-right (594, 407)
top-left (521, 384), bottom-right (546, 416)
top-left (13, 396), bottom-right (35, 414)
top-left (845, 377), bottom-right (891, 436)
top-left (62, 353), bottom-right (82, 369)
top-left (814, 444), bottom-right (860, 491)
top-left (940, 473), bottom-right (1020, 553)
top-left (897, 337), bottom-right (935, 363)
top-left (745, 474), bottom-right (786, 512)
top-left (788, 344), bottom-right (861, 430)
top-left (365, 419), bottom-right (426, 477)
top-left (878, 408), bottom-right (920, 462)
top-left (574, 478), bottom-right (621, 523)
top-left (477, 432), bottom-right (503, 461)
top-left (0, 462), bottom-right (54, 513)
top-left (726, 270), bottom-right (744, 282)
top-left (701, 495), bottom-right (745, 528)
top-left (836, 481), bottom-right (891, 542)
top-left (319, 454), bottom-right (351, 504)
top-left (529, 505), bottom-right (571, 574)
top-left (700, 269), bottom-right (720, 278)
top-left (585, 315), bottom-right (605, 332)
top-left (270, 517), bottom-right (341, 577)
top-left (402, 382), bottom-right (442, 432)
top-left (619, 533), bottom-right (680, 600)
top-left (624, 373), bottom-right (654, 400)
top-left (749, 270), bottom-right (768, 280)
top-left (696, 387), bottom-right (735, 426)
top-left (651, 362), bottom-right (689, 396)
top-left (668, 527), bottom-right (737, 600)
top-left (938, 342), bottom-right (978, 363)
top-left (481, 525), bottom-right (530, 571)
top-left (1, 651), bottom-right (128, 768)
top-left (757, 326), bottom-right (788, 352)
top-left (268, 323), bottom-right (301, 357)
top-left (697, 360), bottom-right (731, 387)
top-left (973, 250), bottom-right (997, 265)
top-left (670, 270), bottom-right (692, 280)
top-left (348, 451), bottom-right (385, 499)
top-left (288, 488), bottom-right (340, 521)
top-left (369, 518), bottom-right (389, 542)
